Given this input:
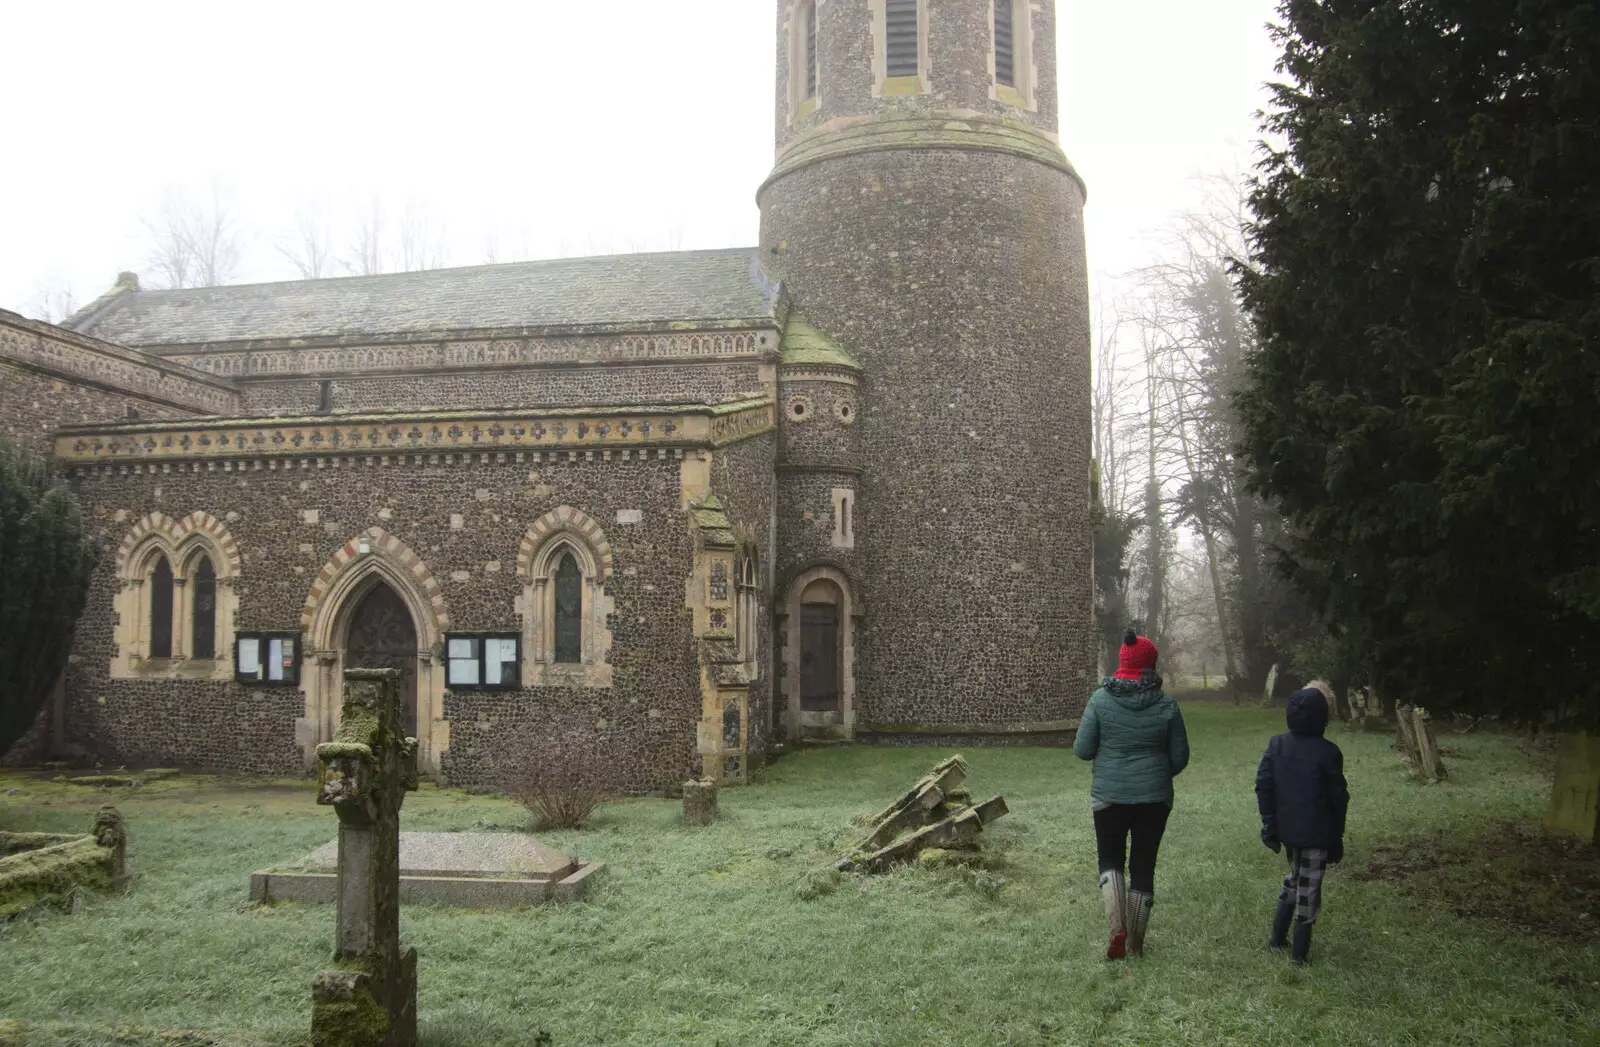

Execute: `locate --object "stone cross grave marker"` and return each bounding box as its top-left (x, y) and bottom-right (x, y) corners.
top-left (311, 668), bottom-right (419, 1047)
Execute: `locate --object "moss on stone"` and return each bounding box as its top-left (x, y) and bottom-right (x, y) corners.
top-left (780, 314), bottom-right (862, 372)
top-left (0, 836), bottom-right (116, 919)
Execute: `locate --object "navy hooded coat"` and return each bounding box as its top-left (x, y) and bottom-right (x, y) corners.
top-left (1255, 689), bottom-right (1350, 851)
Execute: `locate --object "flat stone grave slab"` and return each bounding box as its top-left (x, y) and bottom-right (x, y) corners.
top-left (251, 832), bottom-right (603, 908)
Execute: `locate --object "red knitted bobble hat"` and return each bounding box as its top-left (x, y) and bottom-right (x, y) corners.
top-left (1114, 632), bottom-right (1160, 681)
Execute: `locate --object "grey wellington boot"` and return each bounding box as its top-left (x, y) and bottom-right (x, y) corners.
top-left (1290, 919), bottom-right (1314, 965)
top-left (1099, 871), bottom-right (1127, 960)
top-left (1269, 898), bottom-right (1295, 951)
top-left (1127, 890), bottom-right (1154, 957)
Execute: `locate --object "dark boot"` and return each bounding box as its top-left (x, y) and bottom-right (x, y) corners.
top-left (1290, 919), bottom-right (1314, 965)
top-left (1268, 899), bottom-right (1294, 952)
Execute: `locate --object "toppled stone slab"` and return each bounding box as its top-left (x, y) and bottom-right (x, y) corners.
top-left (837, 756), bottom-right (1009, 873)
top-left (57, 774), bottom-right (140, 788)
top-left (0, 806), bottom-right (127, 918)
top-left (251, 832), bottom-right (603, 907)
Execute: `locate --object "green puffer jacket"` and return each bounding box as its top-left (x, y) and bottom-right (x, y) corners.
top-left (1073, 678), bottom-right (1191, 805)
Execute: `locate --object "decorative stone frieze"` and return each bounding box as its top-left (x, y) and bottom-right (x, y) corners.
top-left (0, 310), bottom-right (240, 416)
top-left (56, 399), bottom-right (776, 466)
top-left (160, 329), bottom-right (774, 379)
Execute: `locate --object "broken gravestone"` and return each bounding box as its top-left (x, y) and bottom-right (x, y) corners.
top-left (311, 668), bottom-right (419, 1047)
top-left (0, 805), bottom-right (127, 918)
top-left (837, 756), bottom-right (1009, 873)
top-left (1395, 704), bottom-right (1448, 783)
top-left (683, 779), bottom-right (718, 826)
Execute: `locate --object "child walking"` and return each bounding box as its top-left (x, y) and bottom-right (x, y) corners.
top-left (1255, 685), bottom-right (1350, 965)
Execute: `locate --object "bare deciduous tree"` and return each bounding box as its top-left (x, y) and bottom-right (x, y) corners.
top-left (141, 183), bottom-right (242, 289)
top-left (278, 197), bottom-right (336, 279)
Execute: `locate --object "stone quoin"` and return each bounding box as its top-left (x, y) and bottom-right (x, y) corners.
top-left (3, 0), bottom-right (1092, 790)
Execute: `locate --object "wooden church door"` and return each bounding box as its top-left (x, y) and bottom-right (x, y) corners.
top-left (344, 581), bottom-right (420, 738)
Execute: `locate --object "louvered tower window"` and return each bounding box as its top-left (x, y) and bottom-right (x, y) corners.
top-left (804, 2), bottom-right (818, 98)
top-left (994, 0), bottom-right (1016, 87)
top-left (885, 0), bottom-right (919, 78)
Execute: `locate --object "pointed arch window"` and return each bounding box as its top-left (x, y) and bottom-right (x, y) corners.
top-left (518, 507), bottom-right (616, 688)
top-left (149, 556), bottom-right (174, 659)
top-left (192, 557), bottom-right (217, 659)
top-left (112, 511), bottom-right (241, 681)
top-left (736, 549), bottom-right (762, 671)
top-left (553, 552), bottom-right (583, 664)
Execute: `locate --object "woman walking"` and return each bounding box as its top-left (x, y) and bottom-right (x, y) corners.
top-left (1074, 628), bottom-right (1190, 959)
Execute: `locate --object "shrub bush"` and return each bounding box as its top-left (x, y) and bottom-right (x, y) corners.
top-left (510, 745), bottom-right (622, 831)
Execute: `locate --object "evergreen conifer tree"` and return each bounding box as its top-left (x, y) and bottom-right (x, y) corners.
top-left (1237, 0), bottom-right (1600, 725)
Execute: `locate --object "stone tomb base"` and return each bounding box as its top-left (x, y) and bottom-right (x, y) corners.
top-left (251, 832), bottom-right (603, 907)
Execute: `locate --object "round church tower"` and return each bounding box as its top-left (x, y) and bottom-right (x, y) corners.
top-left (760, 0), bottom-right (1095, 742)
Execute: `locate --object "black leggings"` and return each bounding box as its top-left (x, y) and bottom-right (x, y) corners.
top-left (1094, 803), bottom-right (1171, 894)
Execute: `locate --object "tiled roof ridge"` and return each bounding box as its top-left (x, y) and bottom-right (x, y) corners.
top-left (111, 246), bottom-right (764, 300)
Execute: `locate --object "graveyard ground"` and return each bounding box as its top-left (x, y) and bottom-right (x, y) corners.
top-left (0, 704), bottom-right (1595, 1047)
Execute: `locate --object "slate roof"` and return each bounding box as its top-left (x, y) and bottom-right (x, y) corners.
top-left (70, 248), bottom-right (778, 347)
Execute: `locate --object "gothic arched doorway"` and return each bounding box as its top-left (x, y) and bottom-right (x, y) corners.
top-left (343, 580), bottom-right (420, 737)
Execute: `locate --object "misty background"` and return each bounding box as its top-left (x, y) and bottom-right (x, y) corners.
top-left (0, 0), bottom-right (1278, 316)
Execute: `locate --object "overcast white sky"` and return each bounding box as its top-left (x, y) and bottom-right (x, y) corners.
top-left (0, 0), bottom-right (1282, 319)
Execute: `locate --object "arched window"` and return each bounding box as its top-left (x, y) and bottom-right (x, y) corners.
top-left (149, 556), bottom-right (174, 659)
top-left (517, 507), bottom-right (616, 688)
top-left (736, 550), bottom-right (761, 671)
top-left (553, 552), bottom-right (583, 664)
top-left (192, 556), bottom-right (217, 659)
top-left (112, 512), bottom-right (241, 680)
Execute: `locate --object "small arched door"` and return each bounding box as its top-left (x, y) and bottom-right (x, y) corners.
top-left (799, 578), bottom-right (843, 721)
top-left (343, 580), bottom-right (420, 737)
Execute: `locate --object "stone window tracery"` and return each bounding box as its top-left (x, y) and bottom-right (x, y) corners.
top-left (112, 512), bottom-right (241, 680)
top-left (518, 507), bottom-right (615, 689)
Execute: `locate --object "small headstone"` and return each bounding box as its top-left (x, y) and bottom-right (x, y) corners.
top-left (837, 756), bottom-right (1008, 873)
top-left (310, 668), bottom-right (419, 1047)
top-left (1547, 733), bottom-right (1600, 844)
top-left (683, 779), bottom-right (718, 826)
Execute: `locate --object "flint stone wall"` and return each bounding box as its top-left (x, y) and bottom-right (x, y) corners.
top-left (774, 0), bottom-right (1060, 147)
top-left (761, 145), bottom-right (1096, 731)
top-left (61, 455), bottom-right (707, 790)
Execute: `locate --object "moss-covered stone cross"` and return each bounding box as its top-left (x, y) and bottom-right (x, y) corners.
top-left (311, 668), bottom-right (419, 1047)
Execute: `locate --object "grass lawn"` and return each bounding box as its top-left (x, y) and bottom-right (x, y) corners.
top-left (1, 703), bottom-right (1596, 1047)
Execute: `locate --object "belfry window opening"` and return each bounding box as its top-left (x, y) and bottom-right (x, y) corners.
top-left (804, 2), bottom-right (818, 99)
top-left (994, 0), bottom-right (1016, 87)
top-left (885, 0), bottom-right (919, 78)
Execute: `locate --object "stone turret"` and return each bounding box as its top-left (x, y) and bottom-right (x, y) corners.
top-left (761, 0), bottom-right (1095, 742)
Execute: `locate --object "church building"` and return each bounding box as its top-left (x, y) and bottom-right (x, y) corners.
top-left (0, 0), bottom-right (1094, 791)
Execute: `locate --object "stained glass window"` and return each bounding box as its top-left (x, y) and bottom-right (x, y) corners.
top-left (554, 553), bottom-right (583, 664)
top-left (149, 556), bottom-right (174, 659)
top-left (192, 557), bottom-right (216, 659)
